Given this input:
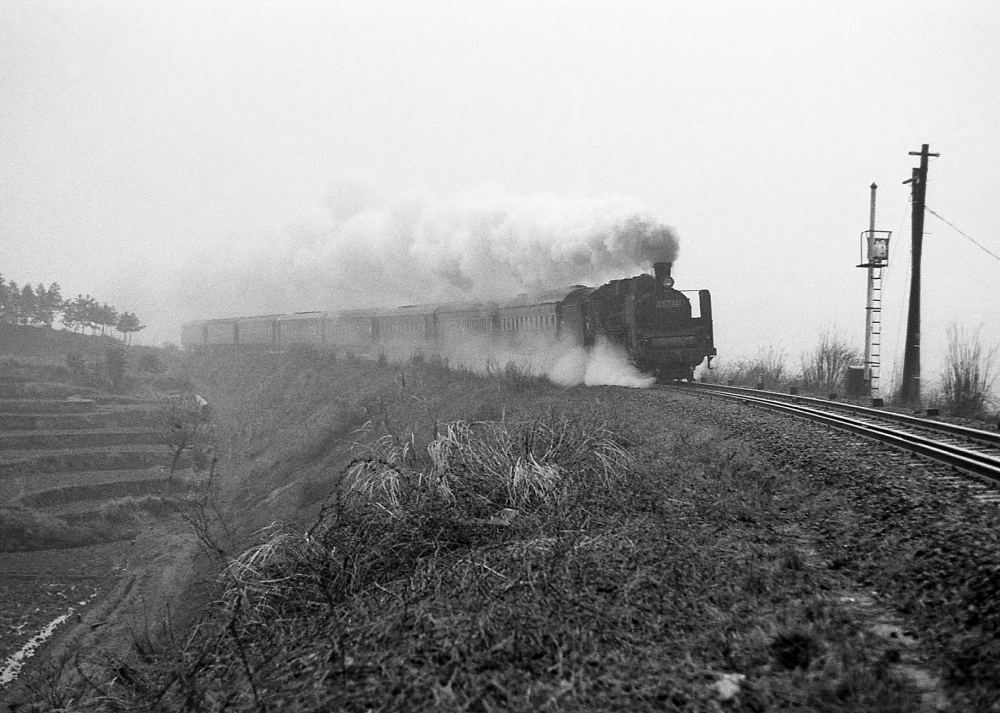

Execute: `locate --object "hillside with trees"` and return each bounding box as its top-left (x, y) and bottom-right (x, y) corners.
top-left (0, 274), bottom-right (144, 344)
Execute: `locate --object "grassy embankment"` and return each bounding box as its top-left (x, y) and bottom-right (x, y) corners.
top-left (21, 346), bottom-right (970, 712)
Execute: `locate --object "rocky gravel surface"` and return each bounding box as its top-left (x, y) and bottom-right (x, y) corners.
top-left (648, 389), bottom-right (1000, 710)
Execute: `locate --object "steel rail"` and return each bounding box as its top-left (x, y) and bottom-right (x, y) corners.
top-left (675, 381), bottom-right (1000, 447)
top-left (664, 385), bottom-right (1000, 484)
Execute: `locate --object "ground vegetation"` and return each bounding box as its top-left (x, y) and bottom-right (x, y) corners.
top-left (941, 324), bottom-right (998, 419)
top-left (10, 349), bottom-right (997, 711)
top-left (798, 328), bottom-right (860, 394)
top-left (706, 346), bottom-right (788, 389)
top-left (709, 326), bottom-right (999, 425)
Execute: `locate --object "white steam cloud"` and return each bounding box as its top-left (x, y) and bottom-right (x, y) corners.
top-left (323, 184), bottom-right (679, 300)
top-left (179, 182), bottom-right (679, 316)
top-left (548, 338), bottom-right (658, 389)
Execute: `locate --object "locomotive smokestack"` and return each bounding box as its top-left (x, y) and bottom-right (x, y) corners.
top-left (653, 262), bottom-right (674, 288)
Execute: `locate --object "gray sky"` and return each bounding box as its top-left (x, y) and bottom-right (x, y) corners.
top-left (3, 1), bottom-right (998, 391)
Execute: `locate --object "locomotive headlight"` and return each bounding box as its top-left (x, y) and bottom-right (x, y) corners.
top-left (662, 277), bottom-right (674, 289)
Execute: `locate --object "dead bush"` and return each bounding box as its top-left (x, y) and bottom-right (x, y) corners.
top-left (800, 328), bottom-right (860, 393)
top-left (942, 323), bottom-right (998, 418)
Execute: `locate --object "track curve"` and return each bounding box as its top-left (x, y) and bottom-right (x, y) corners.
top-left (663, 382), bottom-right (1000, 502)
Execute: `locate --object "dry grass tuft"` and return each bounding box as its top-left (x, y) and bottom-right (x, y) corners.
top-left (345, 415), bottom-right (631, 516)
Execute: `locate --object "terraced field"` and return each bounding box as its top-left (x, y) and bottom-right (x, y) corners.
top-left (0, 372), bottom-right (206, 700)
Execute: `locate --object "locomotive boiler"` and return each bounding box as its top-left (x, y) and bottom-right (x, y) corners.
top-left (571, 262), bottom-right (715, 380)
top-left (181, 262), bottom-right (715, 381)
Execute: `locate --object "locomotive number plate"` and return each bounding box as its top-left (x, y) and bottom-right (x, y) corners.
top-left (656, 300), bottom-right (684, 309)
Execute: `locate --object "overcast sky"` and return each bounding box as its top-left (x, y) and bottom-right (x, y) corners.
top-left (3, 1), bottom-right (998, 393)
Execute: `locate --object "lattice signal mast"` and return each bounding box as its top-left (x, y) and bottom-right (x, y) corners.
top-left (858, 183), bottom-right (891, 405)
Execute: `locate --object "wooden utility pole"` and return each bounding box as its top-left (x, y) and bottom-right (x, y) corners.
top-left (899, 143), bottom-right (939, 404)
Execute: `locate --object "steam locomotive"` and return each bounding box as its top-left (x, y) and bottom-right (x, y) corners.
top-left (181, 262), bottom-right (715, 381)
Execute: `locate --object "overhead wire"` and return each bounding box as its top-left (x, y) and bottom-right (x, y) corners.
top-left (925, 206), bottom-right (1000, 264)
top-left (926, 99), bottom-right (999, 258)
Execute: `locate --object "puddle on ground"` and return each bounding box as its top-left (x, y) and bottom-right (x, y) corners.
top-left (0, 591), bottom-right (97, 688)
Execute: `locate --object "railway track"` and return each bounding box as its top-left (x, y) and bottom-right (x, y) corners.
top-left (664, 382), bottom-right (1000, 506)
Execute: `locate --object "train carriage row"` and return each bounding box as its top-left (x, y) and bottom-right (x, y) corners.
top-left (182, 295), bottom-right (572, 352)
top-left (181, 262), bottom-right (716, 380)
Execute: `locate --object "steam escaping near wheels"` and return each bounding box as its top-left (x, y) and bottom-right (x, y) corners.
top-left (549, 338), bottom-right (657, 389)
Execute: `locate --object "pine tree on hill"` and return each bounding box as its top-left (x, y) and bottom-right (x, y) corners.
top-left (0, 274), bottom-right (9, 323)
top-left (98, 302), bottom-right (118, 337)
top-left (116, 311), bottom-right (145, 345)
top-left (37, 282), bottom-right (62, 327)
top-left (19, 284), bottom-right (38, 326)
